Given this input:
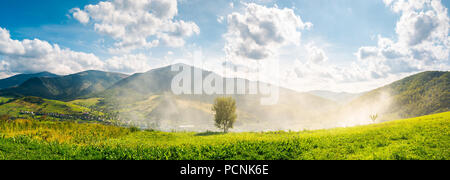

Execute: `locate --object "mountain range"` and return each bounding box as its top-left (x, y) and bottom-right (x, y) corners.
top-left (95, 64), bottom-right (339, 131)
top-left (0, 71), bottom-right (59, 89)
top-left (308, 90), bottom-right (363, 104)
top-left (0, 70), bottom-right (127, 101)
top-left (0, 64), bottom-right (448, 131)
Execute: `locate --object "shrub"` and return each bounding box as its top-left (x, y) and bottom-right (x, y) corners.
top-left (129, 126), bottom-right (141, 132)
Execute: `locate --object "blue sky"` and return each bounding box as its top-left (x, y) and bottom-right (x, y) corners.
top-left (0, 0), bottom-right (401, 60)
top-left (0, 0), bottom-right (448, 92)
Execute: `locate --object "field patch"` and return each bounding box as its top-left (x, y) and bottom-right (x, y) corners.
top-left (0, 111), bottom-right (448, 160)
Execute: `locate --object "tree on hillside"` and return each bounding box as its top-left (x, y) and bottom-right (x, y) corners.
top-left (212, 97), bottom-right (237, 133)
top-left (370, 114), bottom-right (378, 122)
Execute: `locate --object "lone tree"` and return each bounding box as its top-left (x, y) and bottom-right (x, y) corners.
top-left (370, 114), bottom-right (378, 122)
top-left (212, 97), bottom-right (237, 133)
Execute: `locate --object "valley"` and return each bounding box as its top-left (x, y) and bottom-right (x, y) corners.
top-left (0, 65), bottom-right (447, 132)
top-left (0, 111), bottom-right (448, 160)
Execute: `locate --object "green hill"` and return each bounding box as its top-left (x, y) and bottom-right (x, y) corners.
top-left (0, 96), bottom-right (105, 119)
top-left (383, 71), bottom-right (449, 117)
top-left (344, 71), bottom-right (449, 121)
top-left (0, 70), bottom-right (128, 101)
top-left (0, 71), bottom-right (59, 89)
top-left (0, 111), bottom-right (448, 160)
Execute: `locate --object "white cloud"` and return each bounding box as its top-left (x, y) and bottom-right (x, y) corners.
top-left (0, 27), bottom-right (104, 75)
top-left (104, 54), bottom-right (152, 73)
top-left (302, 0), bottom-right (448, 92)
top-left (290, 44), bottom-right (367, 84)
top-left (397, 11), bottom-right (439, 46)
top-left (70, 8), bottom-right (90, 24)
top-left (72, 0), bottom-right (200, 53)
top-left (224, 3), bottom-right (312, 61)
top-left (217, 16), bottom-right (225, 23)
top-left (356, 0), bottom-right (449, 76)
top-left (0, 28), bottom-right (27, 55)
top-left (306, 44), bottom-right (328, 63)
top-left (283, 0), bottom-right (449, 92)
top-left (0, 27), bottom-right (152, 76)
top-left (221, 3), bottom-right (391, 92)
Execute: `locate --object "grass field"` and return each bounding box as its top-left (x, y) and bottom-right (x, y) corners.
top-left (0, 97), bottom-right (103, 116)
top-left (0, 111), bottom-right (448, 160)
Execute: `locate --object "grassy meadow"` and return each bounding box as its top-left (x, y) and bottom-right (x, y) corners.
top-left (0, 111), bottom-right (448, 160)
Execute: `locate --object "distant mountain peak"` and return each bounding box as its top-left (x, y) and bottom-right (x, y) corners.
top-left (308, 90), bottom-right (363, 104)
top-left (36, 71), bottom-right (53, 74)
top-left (0, 71), bottom-right (59, 89)
top-left (0, 70), bottom-right (128, 100)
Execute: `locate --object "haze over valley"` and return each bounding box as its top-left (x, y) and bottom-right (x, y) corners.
top-left (0, 64), bottom-right (447, 132)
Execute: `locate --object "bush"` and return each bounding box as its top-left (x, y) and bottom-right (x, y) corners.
top-left (129, 126), bottom-right (141, 132)
top-left (0, 114), bottom-right (10, 122)
top-left (22, 97), bottom-right (45, 104)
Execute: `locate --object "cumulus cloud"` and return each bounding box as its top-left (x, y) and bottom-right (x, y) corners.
top-left (306, 44), bottom-right (328, 63)
top-left (0, 27), bottom-right (152, 76)
top-left (398, 11), bottom-right (438, 46)
top-left (291, 0), bottom-right (448, 87)
top-left (291, 44), bottom-right (368, 84)
top-left (72, 0), bottom-right (200, 53)
top-left (285, 0), bottom-right (448, 92)
top-left (356, 0), bottom-right (449, 76)
top-left (220, 0), bottom-right (448, 93)
top-left (287, 0), bottom-right (449, 92)
top-left (70, 8), bottom-right (90, 24)
top-left (104, 54), bottom-right (152, 73)
top-left (224, 3), bottom-right (312, 61)
top-left (0, 27), bottom-right (105, 75)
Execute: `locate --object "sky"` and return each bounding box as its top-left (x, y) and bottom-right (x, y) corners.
top-left (0, 0), bottom-right (448, 93)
